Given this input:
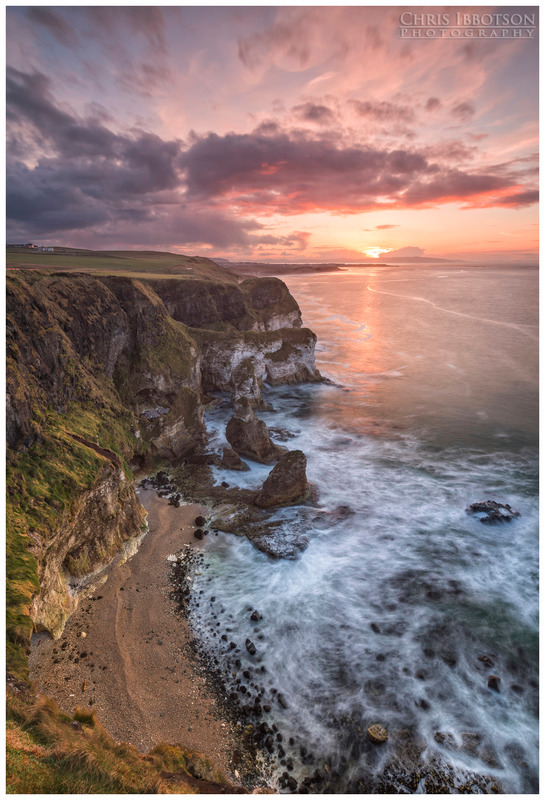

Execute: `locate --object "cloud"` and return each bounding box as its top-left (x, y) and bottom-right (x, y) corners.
top-left (451, 101), bottom-right (475, 122)
top-left (387, 246), bottom-right (425, 257)
top-left (292, 102), bottom-right (335, 125)
top-left (495, 189), bottom-right (539, 207)
top-left (6, 65), bottom-right (537, 250)
top-left (84, 7), bottom-right (168, 55)
top-left (425, 97), bottom-right (441, 112)
top-left (26, 7), bottom-right (77, 46)
top-left (6, 67), bottom-right (260, 248)
top-left (363, 224), bottom-right (399, 231)
top-left (349, 99), bottom-right (415, 123)
top-left (180, 129), bottom-right (533, 214)
top-left (255, 230), bottom-right (311, 250)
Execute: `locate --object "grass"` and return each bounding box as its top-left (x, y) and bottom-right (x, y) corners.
top-left (6, 247), bottom-right (239, 283)
top-left (6, 402), bottom-right (141, 678)
top-left (6, 690), bottom-right (232, 793)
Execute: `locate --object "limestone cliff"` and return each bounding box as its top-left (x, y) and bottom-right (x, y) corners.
top-left (6, 266), bottom-right (320, 666)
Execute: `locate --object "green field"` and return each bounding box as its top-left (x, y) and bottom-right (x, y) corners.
top-left (6, 247), bottom-right (238, 283)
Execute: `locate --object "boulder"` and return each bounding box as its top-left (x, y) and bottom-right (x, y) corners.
top-left (254, 450), bottom-right (311, 508)
top-left (466, 500), bottom-right (520, 524)
top-left (225, 398), bottom-right (282, 464)
top-left (367, 724), bottom-right (388, 744)
top-left (221, 446), bottom-right (251, 471)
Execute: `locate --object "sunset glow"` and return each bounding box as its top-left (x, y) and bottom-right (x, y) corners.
top-left (6, 7), bottom-right (538, 263)
top-left (364, 247), bottom-right (392, 259)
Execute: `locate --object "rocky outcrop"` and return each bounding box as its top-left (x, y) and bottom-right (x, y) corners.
top-left (194, 327), bottom-right (321, 402)
top-left (255, 450), bottom-right (311, 508)
top-left (148, 275), bottom-right (302, 332)
top-left (221, 446), bottom-right (250, 471)
top-left (466, 500), bottom-right (520, 524)
top-left (226, 398), bottom-right (283, 464)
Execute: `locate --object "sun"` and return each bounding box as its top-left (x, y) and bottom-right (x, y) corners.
top-left (363, 247), bottom-right (392, 259)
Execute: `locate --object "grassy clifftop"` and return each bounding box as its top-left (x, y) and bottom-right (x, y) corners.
top-left (6, 247), bottom-right (240, 283)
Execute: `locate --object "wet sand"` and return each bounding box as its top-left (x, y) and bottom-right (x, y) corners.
top-left (30, 489), bottom-right (236, 777)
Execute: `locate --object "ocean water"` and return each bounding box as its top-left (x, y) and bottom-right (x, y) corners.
top-left (189, 265), bottom-right (539, 792)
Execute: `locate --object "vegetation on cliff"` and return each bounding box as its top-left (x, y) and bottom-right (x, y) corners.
top-left (6, 254), bottom-right (320, 792)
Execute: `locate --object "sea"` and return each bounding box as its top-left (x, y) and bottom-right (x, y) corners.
top-left (187, 265), bottom-right (539, 793)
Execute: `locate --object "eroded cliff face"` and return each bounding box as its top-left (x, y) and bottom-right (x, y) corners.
top-left (6, 266), bottom-right (320, 651)
top-left (31, 458), bottom-right (147, 638)
top-left (148, 275), bottom-right (302, 332)
top-left (195, 328), bottom-right (320, 405)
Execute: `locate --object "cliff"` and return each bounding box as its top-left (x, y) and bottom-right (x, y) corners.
top-left (6, 267), bottom-right (321, 675)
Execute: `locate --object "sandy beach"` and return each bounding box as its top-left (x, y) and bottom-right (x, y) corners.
top-left (29, 488), bottom-right (236, 777)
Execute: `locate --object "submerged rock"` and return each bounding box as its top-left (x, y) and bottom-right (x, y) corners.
top-left (221, 446), bottom-right (251, 472)
top-left (254, 450), bottom-right (312, 508)
top-left (466, 500), bottom-right (520, 524)
top-left (226, 398), bottom-right (283, 464)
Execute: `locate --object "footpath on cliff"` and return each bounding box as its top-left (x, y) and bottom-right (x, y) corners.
top-left (29, 490), bottom-right (238, 780)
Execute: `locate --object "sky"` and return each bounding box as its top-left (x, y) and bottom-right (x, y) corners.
top-left (5, 5), bottom-right (539, 263)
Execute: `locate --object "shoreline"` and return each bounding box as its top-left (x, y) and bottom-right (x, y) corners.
top-left (29, 489), bottom-right (239, 781)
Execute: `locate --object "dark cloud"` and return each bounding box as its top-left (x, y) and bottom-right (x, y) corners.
top-left (426, 141), bottom-right (476, 162)
top-left (425, 97), bottom-right (441, 112)
top-left (292, 102), bottom-right (335, 125)
top-left (253, 120), bottom-right (282, 137)
top-left (451, 101), bottom-right (475, 122)
top-left (26, 7), bottom-right (77, 46)
top-left (350, 99), bottom-right (415, 123)
top-left (238, 16), bottom-right (312, 70)
top-left (83, 7), bottom-right (167, 55)
top-left (7, 67), bottom-right (536, 246)
top-left (495, 189), bottom-right (539, 207)
top-left (403, 170), bottom-right (507, 205)
top-left (180, 130), bottom-right (534, 214)
top-left (256, 231), bottom-right (311, 250)
top-left (6, 67), bottom-right (257, 248)
top-left (180, 131), bottom-right (430, 211)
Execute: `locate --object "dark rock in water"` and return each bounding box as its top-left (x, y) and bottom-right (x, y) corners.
top-left (268, 425), bottom-right (297, 442)
top-left (226, 398), bottom-right (284, 464)
top-left (255, 450), bottom-right (312, 508)
top-left (221, 446), bottom-right (251, 472)
top-left (371, 622), bottom-right (381, 634)
top-left (333, 504), bottom-right (355, 519)
top-left (156, 471), bottom-right (169, 486)
top-left (478, 654), bottom-right (495, 667)
top-left (277, 693), bottom-right (288, 709)
top-left (194, 529), bottom-right (204, 540)
top-left (286, 776), bottom-right (298, 791)
top-left (221, 481), bottom-right (230, 488)
top-left (246, 521), bottom-right (309, 560)
top-left (250, 610), bottom-right (261, 622)
top-left (195, 515), bottom-right (207, 527)
top-left (466, 500), bottom-right (520, 524)
top-left (488, 675), bottom-right (501, 692)
top-left (246, 639), bottom-right (257, 655)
